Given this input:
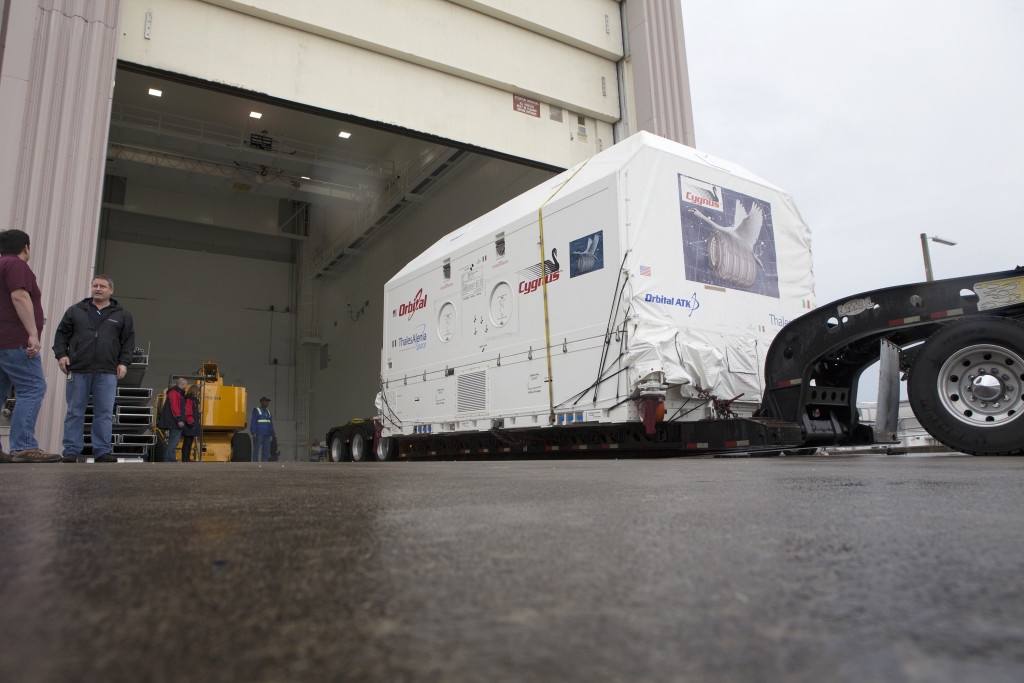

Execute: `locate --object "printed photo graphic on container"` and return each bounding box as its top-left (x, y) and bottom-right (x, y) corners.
top-left (569, 230), bottom-right (604, 278)
top-left (678, 175), bottom-right (780, 298)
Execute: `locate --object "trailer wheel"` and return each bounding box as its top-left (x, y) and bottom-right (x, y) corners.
top-left (350, 428), bottom-right (371, 462)
top-left (907, 318), bottom-right (1024, 455)
top-left (375, 436), bottom-right (396, 461)
top-left (329, 433), bottom-right (348, 462)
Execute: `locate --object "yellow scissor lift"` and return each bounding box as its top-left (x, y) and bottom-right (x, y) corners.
top-left (155, 361), bottom-right (250, 461)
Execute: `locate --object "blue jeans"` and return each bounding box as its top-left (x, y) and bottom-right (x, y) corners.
top-left (63, 372), bottom-right (117, 457)
top-left (164, 428), bottom-right (182, 461)
top-left (253, 434), bottom-right (272, 462)
top-left (0, 347), bottom-right (47, 452)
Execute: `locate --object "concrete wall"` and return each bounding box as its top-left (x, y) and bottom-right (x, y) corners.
top-left (307, 155), bottom-right (553, 442)
top-left (117, 0), bottom-right (619, 167)
top-left (95, 234), bottom-right (299, 458)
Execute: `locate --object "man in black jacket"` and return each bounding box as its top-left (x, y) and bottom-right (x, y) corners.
top-left (52, 275), bottom-right (135, 463)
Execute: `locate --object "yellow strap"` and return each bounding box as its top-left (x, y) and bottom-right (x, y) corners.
top-left (537, 160), bottom-right (590, 424)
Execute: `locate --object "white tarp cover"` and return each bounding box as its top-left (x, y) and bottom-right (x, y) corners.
top-left (384, 132), bottom-right (814, 422)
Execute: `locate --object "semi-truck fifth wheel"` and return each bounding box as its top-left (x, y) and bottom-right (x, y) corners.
top-left (908, 317), bottom-right (1024, 455)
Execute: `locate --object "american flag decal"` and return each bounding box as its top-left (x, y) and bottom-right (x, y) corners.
top-left (639, 265), bottom-right (652, 277)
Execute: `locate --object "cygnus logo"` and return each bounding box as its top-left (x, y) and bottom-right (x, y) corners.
top-left (679, 175), bottom-right (722, 212)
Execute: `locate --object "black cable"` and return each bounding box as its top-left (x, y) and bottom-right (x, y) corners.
top-left (592, 254), bottom-right (630, 403)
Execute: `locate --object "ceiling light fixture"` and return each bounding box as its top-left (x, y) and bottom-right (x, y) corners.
top-left (301, 176), bottom-right (310, 180)
top-left (338, 131), bottom-right (352, 139)
top-left (148, 88), bottom-right (163, 97)
top-left (250, 111), bottom-right (263, 119)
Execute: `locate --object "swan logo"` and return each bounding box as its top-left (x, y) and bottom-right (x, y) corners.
top-left (679, 175), bottom-right (723, 212)
top-left (518, 248), bottom-right (561, 295)
top-left (395, 289), bottom-right (428, 320)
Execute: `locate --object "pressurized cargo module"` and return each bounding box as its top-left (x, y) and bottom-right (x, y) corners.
top-left (377, 132), bottom-right (815, 441)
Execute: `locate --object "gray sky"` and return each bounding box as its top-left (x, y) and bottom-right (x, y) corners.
top-left (681, 0), bottom-right (1024, 307)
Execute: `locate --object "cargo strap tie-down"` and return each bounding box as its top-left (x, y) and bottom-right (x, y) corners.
top-left (537, 159), bottom-right (590, 425)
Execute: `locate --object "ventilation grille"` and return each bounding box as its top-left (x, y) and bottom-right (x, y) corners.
top-left (457, 370), bottom-right (487, 413)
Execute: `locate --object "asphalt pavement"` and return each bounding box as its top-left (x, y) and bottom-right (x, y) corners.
top-left (2, 454), bottom-right (1023, 682)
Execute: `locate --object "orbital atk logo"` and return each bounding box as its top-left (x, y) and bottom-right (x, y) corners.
top-left (394, 288), bottom-right (427, 320)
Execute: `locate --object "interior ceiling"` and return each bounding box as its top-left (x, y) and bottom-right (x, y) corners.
top-left (106, 67), bottom-right (446, 233)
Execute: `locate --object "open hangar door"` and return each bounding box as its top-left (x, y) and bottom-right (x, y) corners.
top-left (96, 65), bottom-right (557, 460)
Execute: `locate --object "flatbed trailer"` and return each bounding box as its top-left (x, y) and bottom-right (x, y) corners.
top-left (759, 267), bottom-right (1024, 456)
top-left (326, 267), bottom-right (1023, 460)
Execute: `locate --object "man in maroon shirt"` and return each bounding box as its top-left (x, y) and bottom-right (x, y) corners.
top-left (0, 229), bottom-right (60, 462)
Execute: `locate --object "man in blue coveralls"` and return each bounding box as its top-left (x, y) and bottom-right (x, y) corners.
top-left (250, 396), bottom-right (275, 462)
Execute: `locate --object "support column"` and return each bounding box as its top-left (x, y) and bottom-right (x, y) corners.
top-left (0, 0), bottom-right (121, 452)
top-left (621, 0), bottom-right (696, 147)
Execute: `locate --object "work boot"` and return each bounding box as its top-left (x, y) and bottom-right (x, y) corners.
top-left (0, 450), bottom-right (10, 463)
top-left (10, 448), bottom-right (62, 463)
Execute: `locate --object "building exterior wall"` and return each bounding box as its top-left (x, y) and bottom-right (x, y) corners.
top-left (0, 0), bottom-right (696, 457)
top-left (117, 0), bottom-right (621, 167)
top-left (0, 0), bottom-right (121, 454)
top-left (623, 0), bottom-right (696, 147)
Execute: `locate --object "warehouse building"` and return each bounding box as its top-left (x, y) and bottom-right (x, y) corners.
top-left (0, 0), bottom-right (694, 459)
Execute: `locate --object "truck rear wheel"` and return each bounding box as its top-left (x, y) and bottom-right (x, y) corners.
top-left (350, 429), bottom-right (370, 462)
top-left (329, 433), bottom-right (348, 462)
top-left (908, 318), bottom-right (1024, 455)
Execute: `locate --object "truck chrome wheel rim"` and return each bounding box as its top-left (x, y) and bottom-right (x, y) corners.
top-left (937, 343), bottom-right (1024, 428)
top-left (351, 433), bottom-right (365, 460)
top-left (330, 437), bottom-right (344, 462)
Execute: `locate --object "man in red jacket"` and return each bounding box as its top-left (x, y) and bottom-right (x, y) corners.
top-left (157, 377), bottom-right (189, 461)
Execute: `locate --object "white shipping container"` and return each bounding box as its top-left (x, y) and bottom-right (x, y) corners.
top-left (378, 132), bottom-right (814, 437)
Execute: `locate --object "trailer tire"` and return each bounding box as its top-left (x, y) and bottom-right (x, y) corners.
top-left (375, 436), bottom-right (396, 461)
top-left (329, 433), bottom-right (348, 462)
top-left (350, 428), bottom-right (371, 462)
top-left (907, 317), bottom-right (1024, 456)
